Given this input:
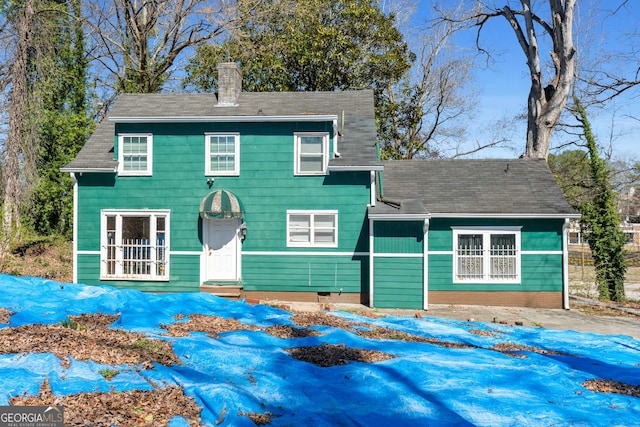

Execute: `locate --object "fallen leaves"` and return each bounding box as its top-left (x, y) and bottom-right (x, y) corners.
top-left (491, 343), bottom-right (572, 358)
top-left (286, 343), bottom-right (395, 367)
top-left (0, 313), bottom-right (180, 368)
top-left (162, 314), bottom-right (260, 337)
top-left (0, 307), bottom-right (12, 324)
top-left (582, 379), bottom-right (640, 398)
top-left (11, 379), bottom-right (201, 426)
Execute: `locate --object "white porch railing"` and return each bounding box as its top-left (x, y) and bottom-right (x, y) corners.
top-left (105, 238), bottom-right (167, 279)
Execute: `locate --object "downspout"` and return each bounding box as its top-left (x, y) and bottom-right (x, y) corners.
top-left (369, 218), bottom-right (375, 308)
top-left (70, 172), bottom-right (78, 283)
top-left (423, 218), bottom-right (429, 310)
top-left (562, 218), bottom-right (570, 309)
top-left (370, 171), bottom-right (376, 206)
top-left (332, 118), bottom-right (340, 158)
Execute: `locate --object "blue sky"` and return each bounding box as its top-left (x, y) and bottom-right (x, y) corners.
top-left (407, 1), bottom-right (640, 160)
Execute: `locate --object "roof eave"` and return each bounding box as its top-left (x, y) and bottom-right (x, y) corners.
top-left (108, 114), bottom-right (338, 123)
top-left (328, 165), bottom-right (383, 172)
top-left (60, 167), bottom-right (117, 174)
top-left (368, 213), bottom-right (431, 220)
top-left (430, 213), bottom-right (581, 219)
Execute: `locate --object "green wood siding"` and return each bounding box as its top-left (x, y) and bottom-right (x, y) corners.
top-left (427, 218), bottom-right (564, 292)
top-left (242, 255), bottom-right (367, 293)
top-left (75, 121), bottom-right (370, 292)
top-left (370, 217), bottom-right (565, 307)
top-left (428, 218), bottom-right (564, 252)
top-left (373, 221), bottom-right (423, 253)
top-left (373, 257), bottom-right (423, 309)
top-left (76, 253), bottom-right (200, 292)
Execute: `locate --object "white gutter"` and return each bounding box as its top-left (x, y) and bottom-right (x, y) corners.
top-left (60, 167), bottom-right (117, 174)
top-left (368, 214), bottom-right (431, 221)
top-left (109, 115), bottom-right (338, 123)
top-left (563, 218), bottom-right (570, 309)
top-left (430, 213), bottom-right (581, 219)
top-left (328, 165), bottom-right (384, 172)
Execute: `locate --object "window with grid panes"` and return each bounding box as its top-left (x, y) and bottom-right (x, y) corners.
top-left (453, 227), bottom-right (520, 283)
top-left (118, 134), bottom-right (152, 175)
top-left (206, 133), bottom-right (239, 175)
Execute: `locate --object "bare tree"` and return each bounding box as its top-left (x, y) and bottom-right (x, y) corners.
top-left (578, 1), bottom-right (640, 104)
top-left (85, 0), bottom-right (234, 114)
top-left (380, 10), bottom-right (478, 159)
top-left (439, 0), bottom-right (577, 159)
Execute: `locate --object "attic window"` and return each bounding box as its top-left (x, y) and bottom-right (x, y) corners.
top-left (294, 132), bottom-right (329, 175)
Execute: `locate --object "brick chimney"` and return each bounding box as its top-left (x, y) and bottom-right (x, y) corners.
top-left (216, 62), bottom-right (242, 107)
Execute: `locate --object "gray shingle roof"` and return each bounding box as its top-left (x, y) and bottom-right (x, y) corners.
top-left (63, 90), bottom-right (379, 171)
top-left (371, 159), bottom-right (578, 217)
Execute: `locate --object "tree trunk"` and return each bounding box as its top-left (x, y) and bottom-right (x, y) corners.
top-left (1, 0), bottom-right (35, 256)
top-left (502, 0), bottom-right (576, 160)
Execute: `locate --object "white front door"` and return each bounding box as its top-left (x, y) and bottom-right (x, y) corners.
top-left (205, 218), bottom-right (241, 281)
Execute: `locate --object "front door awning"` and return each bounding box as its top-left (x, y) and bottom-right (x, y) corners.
top-left (200, 190), bottom-right (244, 219)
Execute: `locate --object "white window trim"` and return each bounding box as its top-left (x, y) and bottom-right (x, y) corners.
top-left (287, 210), bottom-right (338, 248)
top-left (294, 132), bottom-right (329, 176)
top-left (100, 209), bottom-right (170, 281)
top-left (452, 226), bottom-right (522, 284)
top-left (205, 132), bottom-right (240, 176)
top-left (117, 133), bottom-right (153, 176)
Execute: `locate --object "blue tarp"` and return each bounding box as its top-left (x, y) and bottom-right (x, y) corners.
top-left (0, 274), bottom-right (639, 426)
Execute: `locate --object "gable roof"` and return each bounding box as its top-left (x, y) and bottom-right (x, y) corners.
top-left (62, 90), bottom-right (379, 172)
top-left (370, 158), bottom-right (579, 218)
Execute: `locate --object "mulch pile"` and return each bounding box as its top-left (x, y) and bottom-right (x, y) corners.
top-left (0, 309), bottom-right (638, 425)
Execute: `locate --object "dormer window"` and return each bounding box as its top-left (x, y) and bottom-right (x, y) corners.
top-left (294, 132), bottom-right (329, 175)
top-left (118, 134), bottom-right (152, 176)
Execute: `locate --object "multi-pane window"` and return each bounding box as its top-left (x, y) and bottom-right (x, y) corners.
top-left (102, 211), bottom-right (169, 280)
top-left (206, 133), bottom-right (239, 175)
top-left (119, 134), bottom-right (152, 175)
top-left (295, 132), bottom-right (329, 175)
top-left (453, 227), bottom-right (520, 283)
top-left (287, 210), bottom-right (338, 247)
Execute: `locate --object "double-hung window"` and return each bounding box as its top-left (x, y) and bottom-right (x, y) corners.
top-left (453, 227), bottom-right (521, 283)
top-left (294, 132), bottom-right (329, 175)
top-left (206, 133), bottom-right (240, 175)
top-left (118, 134), bottom-right (152, 176)
top-left (101, 210), bottom-right (169, 280)
top-left (287, 210), bottom-right (338, 247)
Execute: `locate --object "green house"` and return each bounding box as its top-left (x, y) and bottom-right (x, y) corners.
top-left (63, 62), bottom-right (578, 309)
